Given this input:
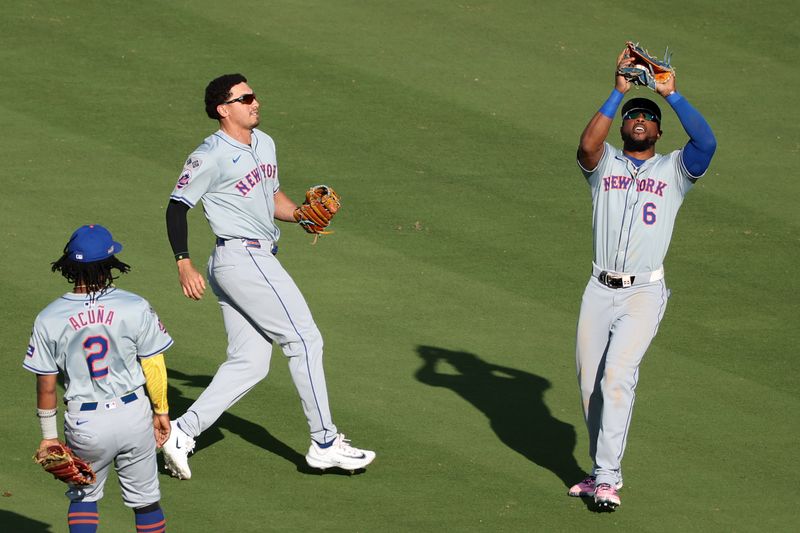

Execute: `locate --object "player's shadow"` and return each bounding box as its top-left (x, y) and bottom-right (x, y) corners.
top-left (415, 346), bottom-right (586, 490)
top-left (163, 369), bottom-right (352, 476)
top-left (0, 510), bottom-right (54, 532)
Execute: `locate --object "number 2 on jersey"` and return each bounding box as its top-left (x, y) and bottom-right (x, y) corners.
top-left (83, 336), bottom-right (110, 379)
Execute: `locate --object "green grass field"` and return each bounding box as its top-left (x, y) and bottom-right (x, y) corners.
top-left (2, 1), bottom-right (798, 531)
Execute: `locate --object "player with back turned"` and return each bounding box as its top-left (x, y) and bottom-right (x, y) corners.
top-left (24, 225), bottom-right (172, 533)
top-left (568, 45), bottom-right (717, 510)
top-left (161, 73), bottom-right (375, 480)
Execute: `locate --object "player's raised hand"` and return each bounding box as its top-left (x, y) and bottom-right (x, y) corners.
top-left (153, 414), bottom-right (171, 447)
top-left (655, 69), bottom-right (677, 98)
top-left (615, 47), bottom-right (634, 93)
top-left (176, 258), bottom-right (206, 300)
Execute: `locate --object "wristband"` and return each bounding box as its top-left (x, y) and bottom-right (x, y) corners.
top-left (599, 89), bottom-right (624, 119)
top-left (174, 252), bottom-right (190, 261)
top-left (37, 408), bottom-right (58, 440)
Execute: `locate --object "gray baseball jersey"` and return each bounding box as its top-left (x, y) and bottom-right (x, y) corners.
top-left (24, 288), bottom-right (173, 506)
top-left (170, 129), bottom-right (280, 241)
top-left (581, 142), bottom-right (695, 273)
top-left (575, 143), bottom-right (697, 488)
top-left (168, 128), bottom-right (338, 445)
top-left (24, 288), bottom-right (173, 399)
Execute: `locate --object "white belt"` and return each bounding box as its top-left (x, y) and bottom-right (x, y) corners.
top-left (592, 263), bottom-right (664, 289)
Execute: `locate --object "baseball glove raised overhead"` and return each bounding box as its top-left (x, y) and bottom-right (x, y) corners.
top-left (618, 41), bottom-right (674, 91)
top-left (34, 442), bottom-right (96, 486)
top-left (293, 185), bottom-right (341, 237)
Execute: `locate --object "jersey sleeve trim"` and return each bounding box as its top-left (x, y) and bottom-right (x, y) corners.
top-left (23, 362), bottom-right (59, 375)
top-left (679, 148), bottom-right (708, 180)
top-left (169, 195), bottom-right (196, 208)
top-left (577, 143), bottom-right (609, 174)
top-left (138, 339), bottom-right (174, 358)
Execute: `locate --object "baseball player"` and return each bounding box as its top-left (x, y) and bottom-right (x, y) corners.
top-left (24, 224), bottom-right (173, 533)
top-left (161, 73), bottom-right (375, 479)
top-left (568, 47), bottom-right (717, 510)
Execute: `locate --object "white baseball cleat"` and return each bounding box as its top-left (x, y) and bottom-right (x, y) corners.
top-left (305, 433), bottom-right (376, 471)
top-left (161, 421), bottom-right (195, 480)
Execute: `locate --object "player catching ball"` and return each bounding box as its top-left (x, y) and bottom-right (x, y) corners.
top-left (162, 73), bottom-right (375, 480)
top-left (569, 45), bottom-right (717, 510)
top-left (24, 225), bottom-right (173, 533)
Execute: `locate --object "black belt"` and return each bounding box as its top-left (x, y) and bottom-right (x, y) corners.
top-left (598, 271), bottom-right (636, 289)
top-left (216, 237), bottom-right (278, 255)
top-left (79, 392), bottom-right (138, 411)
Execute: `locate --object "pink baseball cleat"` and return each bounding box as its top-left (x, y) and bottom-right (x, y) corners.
top-left (568, 475), bottom-right (623, 497)
top-left (594, 483), bottom-right (621, 510)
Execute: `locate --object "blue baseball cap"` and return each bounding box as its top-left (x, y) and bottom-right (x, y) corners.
top-left (66, 224), bottom-right (123, 262)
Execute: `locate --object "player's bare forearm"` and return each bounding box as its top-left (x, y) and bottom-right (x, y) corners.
top-left (578, 48), bottom-right (634, 170)
top-left (273, 190), bottom-right (299, 222)
top-left (36, 374), bottom-right (58, 410)
top-left (36, 375), bottom-right (59, 448)
top-left (176, 258), bottom-right (206, 300)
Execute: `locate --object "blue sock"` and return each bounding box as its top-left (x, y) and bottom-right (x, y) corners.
top-left (68, 501), bottom-right (98, 533)
top-left (135, 503), bottom-right (166, 533)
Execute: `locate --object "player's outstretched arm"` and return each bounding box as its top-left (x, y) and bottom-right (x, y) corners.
top-left (654, 62), bottom-right (716, 176)
top-left (578, 48), bottom-right (633, 170)
top-left (661, 88), bottom-right (717, 177)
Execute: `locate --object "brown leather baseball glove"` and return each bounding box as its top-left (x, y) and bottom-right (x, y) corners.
top-left (34, 442), bottom-right (96, 486)
top-left (293, 185), bottom-right (341, 236)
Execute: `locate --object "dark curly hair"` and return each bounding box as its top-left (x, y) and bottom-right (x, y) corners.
top-left (205, 73), bottom-right (248, 120)
top-left (51, 252), bottom-right (131, 296)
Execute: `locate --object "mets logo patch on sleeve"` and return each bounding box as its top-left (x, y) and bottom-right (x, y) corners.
top-left (176, 170), bottom-right (192, 189)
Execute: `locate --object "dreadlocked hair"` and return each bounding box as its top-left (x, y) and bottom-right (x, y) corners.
top-left (51, 253), bottom-right (131, 296)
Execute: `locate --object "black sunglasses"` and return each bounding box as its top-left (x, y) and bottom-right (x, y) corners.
top-left (623, 110), bottom-right (657, 122)
top-left (224, 93), bottom-right (257, 105)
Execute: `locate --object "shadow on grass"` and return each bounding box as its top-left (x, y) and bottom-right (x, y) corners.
top-left (414, 345), bottom-right (587, 491)
top-left (162, 369), bottom-right (355, 476)
top-left (0, 510), bottom-right (53, 532)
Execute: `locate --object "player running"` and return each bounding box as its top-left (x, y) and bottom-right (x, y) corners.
top-left (24, 224), bottom-right (172, 533)
top-left (568, 46), bottom-right (717, 510)
top-left (161, 73), bottom-right (375, 479)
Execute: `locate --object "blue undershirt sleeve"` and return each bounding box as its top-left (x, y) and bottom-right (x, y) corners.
top-left (666, 91), bottom-right (717, 177)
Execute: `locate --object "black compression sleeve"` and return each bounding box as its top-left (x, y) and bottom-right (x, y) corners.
top-left (166, 200), bottom-right (191, 260)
